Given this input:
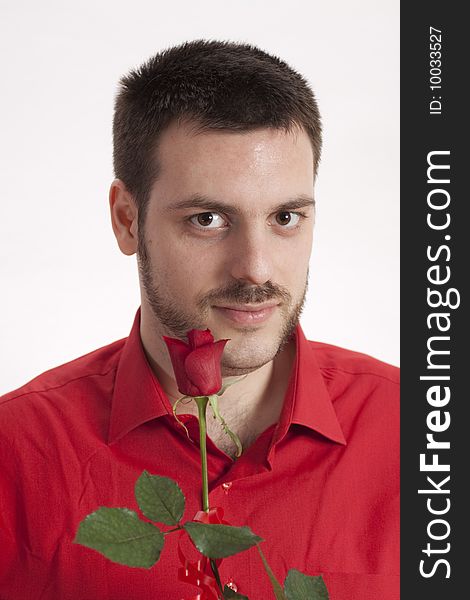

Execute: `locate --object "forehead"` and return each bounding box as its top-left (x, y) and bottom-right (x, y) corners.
top-left (151, 121), bottom-right (315, 207)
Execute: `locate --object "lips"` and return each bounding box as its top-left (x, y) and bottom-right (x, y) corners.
top-left (213, 303), bottom-right (279, 325)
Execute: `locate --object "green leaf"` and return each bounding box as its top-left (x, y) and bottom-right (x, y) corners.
top-left (183, 522), bottom-right (263, 558)
top-left (223, 585), bottom-right (250, 599)
top-left (256, 545), bottom-right (287, 600)
top-left (284, 569), bottom-right (329, 600)
top-left (135, 470), bottom-right (185, 525)
top-left (74, 507), bottom-right (164, 568)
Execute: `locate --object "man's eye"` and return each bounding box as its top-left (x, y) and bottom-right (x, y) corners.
top-left (274, 211), bottom-right (302, 227)
top-left (189, 212), bottom-right (227, 229)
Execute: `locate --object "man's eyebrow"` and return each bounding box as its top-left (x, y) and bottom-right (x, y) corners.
top-left (272, 196), bottom-right (316, 212)
top-left (167, 194), bottom-right (315, 215)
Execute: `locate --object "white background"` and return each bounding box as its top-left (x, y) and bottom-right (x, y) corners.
top-left (0, 0), bottom-right (399, 395)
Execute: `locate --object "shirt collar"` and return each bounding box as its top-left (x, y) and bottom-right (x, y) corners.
top-left (109, 308), bottom-right (346, 447)
top-left (269, 324), bottom-right (347, 454)
top-left (108, 308), bottom-right (171, 444)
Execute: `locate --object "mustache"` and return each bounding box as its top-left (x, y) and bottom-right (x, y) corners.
top-left (198, 280), bottom-right (291, 308)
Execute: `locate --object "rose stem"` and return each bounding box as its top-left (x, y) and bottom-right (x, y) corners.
top-left (195, 396), bottom-right (210, 511)
top-left (195, 395), bottom-right (223, 595)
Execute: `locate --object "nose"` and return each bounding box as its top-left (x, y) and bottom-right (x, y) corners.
top-left (227, 225), bottom-right (274, 286)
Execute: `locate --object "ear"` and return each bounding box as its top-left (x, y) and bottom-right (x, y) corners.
top-left (109, 179), bottom-right (138, 256)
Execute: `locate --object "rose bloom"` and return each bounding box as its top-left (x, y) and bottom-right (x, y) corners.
top-left (163, 329), bottom-right (228, 397)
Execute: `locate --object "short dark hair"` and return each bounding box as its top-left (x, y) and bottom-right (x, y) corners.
top-left (113, 39), bottom-right (322, 223)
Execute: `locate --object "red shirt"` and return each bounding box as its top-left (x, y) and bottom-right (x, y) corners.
top-left (0, 308), bottom-right (399, 600)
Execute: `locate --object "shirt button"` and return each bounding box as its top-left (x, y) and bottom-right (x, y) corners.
top-left (225, 578), bottom-right (238, 592)
top-left (222, 481), bottom-right (232, 493)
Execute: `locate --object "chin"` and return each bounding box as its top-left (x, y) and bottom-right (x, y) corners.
top-left (220, 335), bottom-right (281, 375)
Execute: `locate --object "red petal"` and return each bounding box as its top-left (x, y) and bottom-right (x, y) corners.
top-left (184, 339), bottom-right (228, 396)
top-left (187, 329), bottom-right (214, 349)
top-left (163, 336), bottom-right (190, 354)
top-left (162, 336), bottom-right (199, 396)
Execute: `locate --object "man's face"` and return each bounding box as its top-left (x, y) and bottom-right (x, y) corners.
top-left (138, 121), bottom-right (315, 376)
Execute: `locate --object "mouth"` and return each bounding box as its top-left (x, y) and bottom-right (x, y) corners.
top-left (212, 302), bottom-right (279, 326)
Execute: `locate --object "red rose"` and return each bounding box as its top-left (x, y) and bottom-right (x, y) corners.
top-left (163, 329), bottom-right (229, 397)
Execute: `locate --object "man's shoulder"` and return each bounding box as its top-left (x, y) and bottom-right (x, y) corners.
top-left (0, 337), bottom-right (126, 411)
top-left (307, 339), bottom-right (400, 387)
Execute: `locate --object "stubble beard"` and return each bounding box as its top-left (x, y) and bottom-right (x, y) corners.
top-left (137, 233), bottom-right (308, 375)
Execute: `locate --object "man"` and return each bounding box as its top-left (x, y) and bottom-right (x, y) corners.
top-left (0, 40), bottom-right (399, 599)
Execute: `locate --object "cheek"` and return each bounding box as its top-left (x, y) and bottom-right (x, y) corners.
top-left (153, 240), bottom-right (222, 294)
top-left (279, 237), bottom-right (312, 276)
